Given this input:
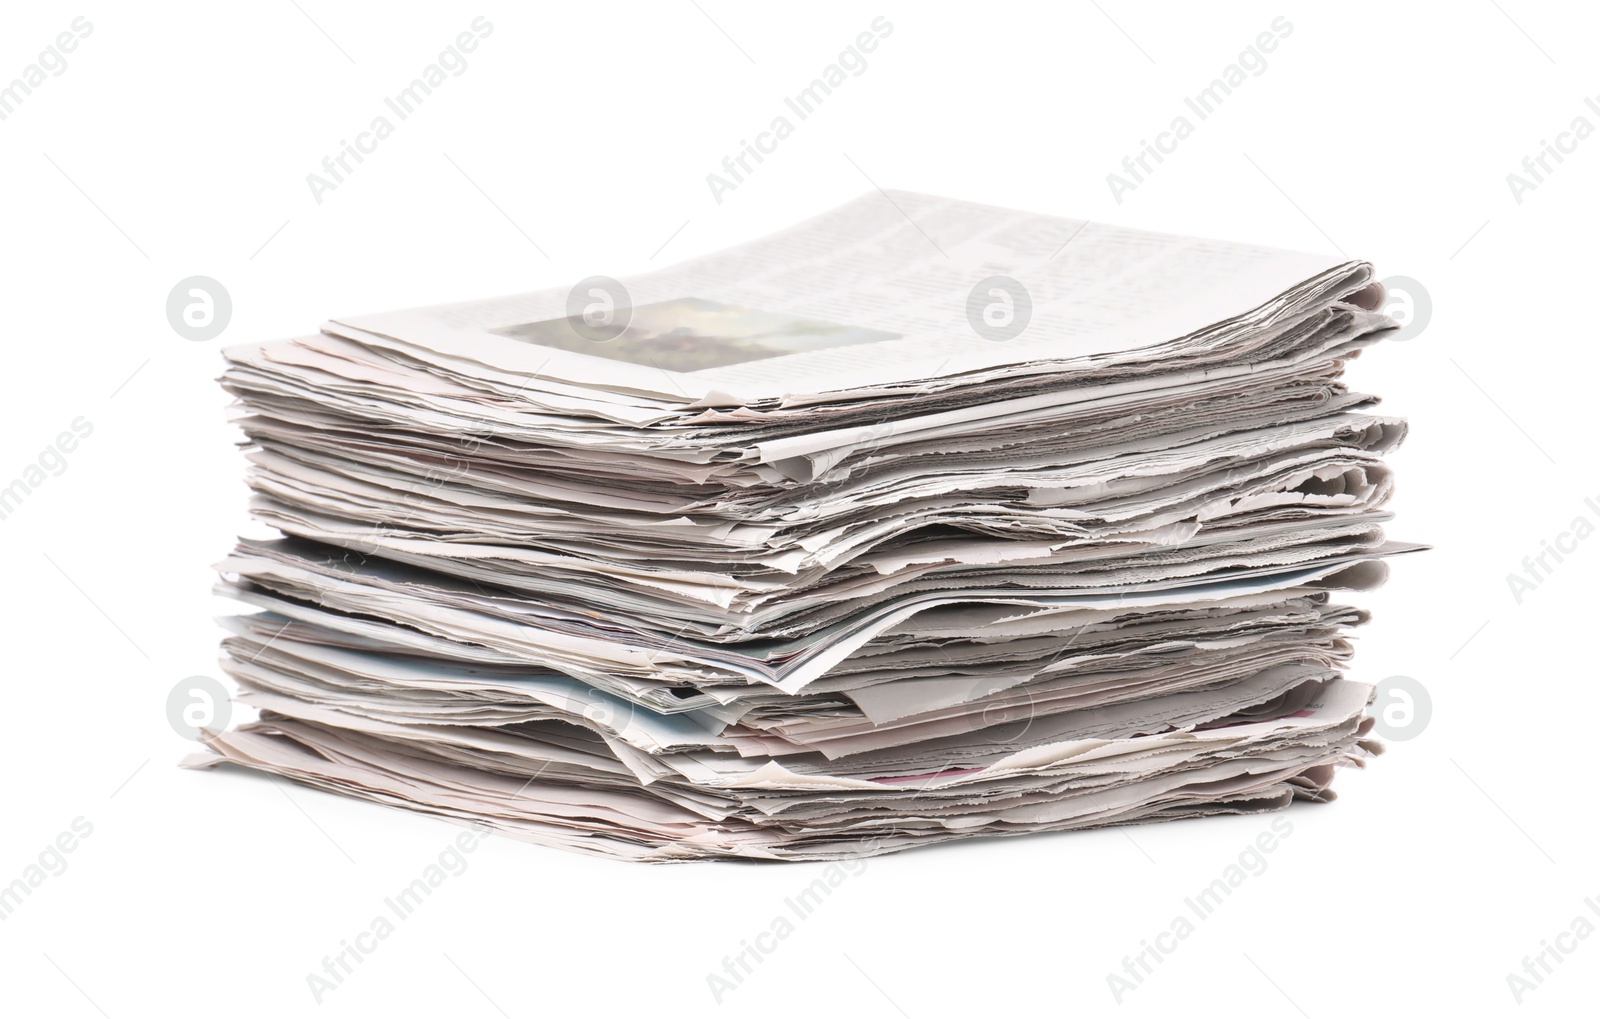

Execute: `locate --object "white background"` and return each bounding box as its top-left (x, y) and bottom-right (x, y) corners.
top-left (1, 1), bottom-right (1595, 1015)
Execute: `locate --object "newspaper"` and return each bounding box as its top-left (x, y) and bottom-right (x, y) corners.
top-left (259, 190), bottom-right (1376, 408)
top-left (190, 190), bottom-right (1414, 861)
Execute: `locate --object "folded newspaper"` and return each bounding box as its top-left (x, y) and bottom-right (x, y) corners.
top-left (188, 190), bottom-right (1416, 861)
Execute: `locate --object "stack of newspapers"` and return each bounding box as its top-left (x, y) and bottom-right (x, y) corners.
top-left (190, 191), bottom-right (1417, 861)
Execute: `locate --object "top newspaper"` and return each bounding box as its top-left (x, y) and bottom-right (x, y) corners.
top-left (316, 189), bottom-right (1370, 409)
